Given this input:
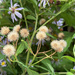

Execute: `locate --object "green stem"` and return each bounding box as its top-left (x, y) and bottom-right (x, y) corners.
top-left (30, 14), bottom-right (38, 46)
top-left (26, 51), bottom-right (30, 66)
top-left (30, 11), bottom-right (62, 46)
top-left (28, 55), bottom-right (36, 68)
top-left (19, 0), bottom-right (28, 29)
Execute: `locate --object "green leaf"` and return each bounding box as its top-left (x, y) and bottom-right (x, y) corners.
top-left (34, 65), bottom-right (48, 71)
top-left (62, 56), bottom-right (75, 62)
top-left (41, 59), bottom-right (55, 75)
top-left (72, 34), bottom-right (75, 39)
top-left (0, 53), bottom-right (5, 60)
top-left (28, 0), bottom-right (39, 13)
top-left (27, 69), bottom-right (39, 75)
top-left (24, 8), bottom-right (29, 11)
top-left (46, 33), bottom-right (57, 39)
top-left (67, 72), bottom-right (74, 75)
top-left (16, 41), bottom-right (25, 56)
top-left (73, 44), bottom-right (75, 57)
top-left (27, 15), bottom-right (36, 20)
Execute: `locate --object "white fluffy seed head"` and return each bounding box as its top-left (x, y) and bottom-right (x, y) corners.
top-left (50, 40), bottom-right (60, 50)
top-left (20, 28), bottom-right (29, 38)
top-left (39, 26), bottom-right (48, 33)
top-left (1, 26), bottom-right (10, 35)
top-left (56, 46), bottom-right (63, 53)
top-left (3, 44), bottom-right (16, 57)
top-left (39, 18), bottom-right (46, 25)
top-left (13, 25), bottom-right (20, 32)
top-left (59, 40), bottom-right (67, 48)
top-left (7, 31), bottom-right (19, 41)
top-left (58, 32), bottom-right (64, 38)
top-left (36, 31), bottom-right (47, 41)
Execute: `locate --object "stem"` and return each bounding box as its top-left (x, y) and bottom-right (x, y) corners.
top-left (30, 14), bottom-right (38, 46)
top-left (19, 0), bottom-right (28, 29)
top-left (30, 11), bottom-right (62, 45)
top-left (26, 51), bottom-right (30, 66)
top-left (32, 51), bottom-right (56, 66)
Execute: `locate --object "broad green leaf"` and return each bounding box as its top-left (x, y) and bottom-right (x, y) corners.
top-left (62, 56), bottom-right (75, 62)
top-left (27, 69), bottom-right (39, 75)
top-left (0, 53), bottom-right (5, 60)
top-left (67, 72), bottom-right (74, 75)
top-left (16, 41), bottom-right (25, 56)
top-left (27, 15), bottom-right (36, 20)
top-left (73, 45), bottom-right (75, 57)
top-left (46, 33), bottom-right (57, 39)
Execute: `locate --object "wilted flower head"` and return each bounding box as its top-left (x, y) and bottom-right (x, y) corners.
top-left (1, 26), bottom-right (10, 35)
top-left (38, 0), bottom-right (50, 8)
top-left (50, 40), bottom-right (60, 50)
top-left (58, 32), bottom-right (64, 39)
top-left (13, 25), bottom-right (20, 32)
top-left (56, 46), bottom-right (63, 53)
top-left (20, 28), bottom-right (29, 38)
top-left (39, 26), bottom-right (48, 33)
top-left (7, 31), bottom-right (19, 41)
top-left (3, 44), bottom-right (16, 57)
top-left (36, 31), bottom-right (47, 41)
top-left (8, 0), bottom-right (24, 22)
top-left (59, 40), bottom-right (67, 48)
top-left (39, 18), bottom-right (46, 25)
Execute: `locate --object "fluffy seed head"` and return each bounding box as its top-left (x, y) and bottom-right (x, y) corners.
top-left (3, 44), bottom-right (16, 57)
top-left (50, 40), bottom-right (60, 50)
top-left (13, 25), bottom-right (20, 32)
top-left (7, 31), bottom-right (19, 41)
top-left (39, 18), bottom-right (46, 25)
top-left (20, 28), bottom-right (29, 38)
top-left (39, 26), bottom-right (48, 33)
top-left (59, 40), bottom-right (67, 48)
top-left (56, 46), bottom-right (63, 53)
top-left (58, 32), bottom-right (64, 38)
top-left (1, 26), bottom-right (10, 35)
top-left (36, 31), bottom-right (47, 41)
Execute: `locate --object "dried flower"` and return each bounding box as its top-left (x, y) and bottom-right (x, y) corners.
top-left (20, 28), bottom-right (29, 38)
top-left (59, 40), bottom-right (67, 48)
top-left (13, 25), bottom-right (20, 32)
top-left (58, 32), bottom-right (64, 38)
top-left (56, 46), bottom-right (63, 52)
top-left (36, 31), bottom-right (47, 41)
top-left (50, 40), bottom-right (60, 50)
top-left (3, 44), bottom-right (16, 57)
top-left (39, 26), bottom-right (48, 33)
top-left (8, 0), bottom-right (24, 22)
top-left (39, 18), bottom-right (46, 25)
top-left (7, 31), bottom-right (19, 41)
top-left (0, 26), bottom-right (10, 35)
